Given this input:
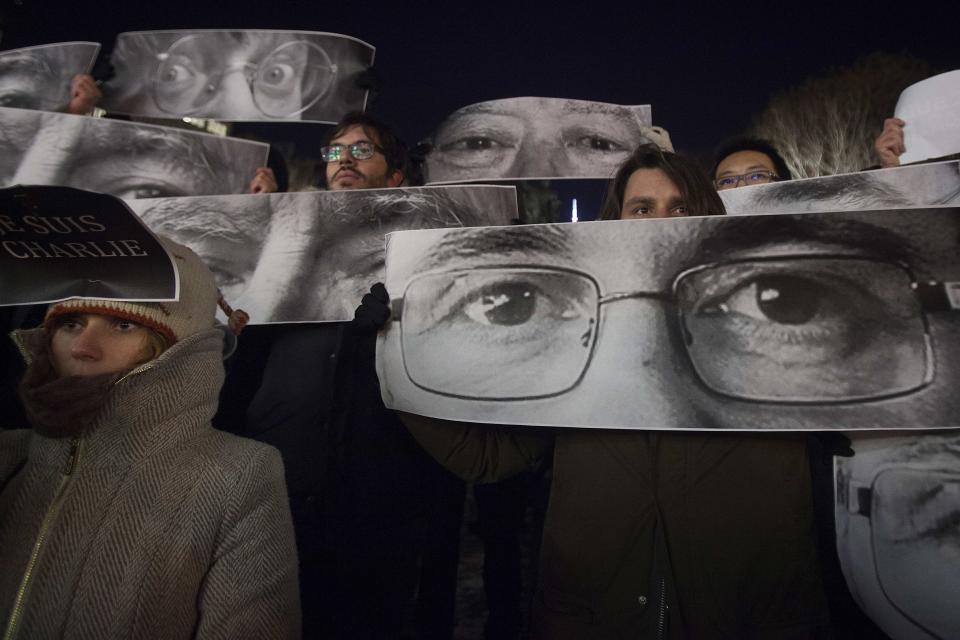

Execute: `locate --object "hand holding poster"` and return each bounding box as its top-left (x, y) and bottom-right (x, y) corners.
top-left (126, 185), bottom-right (518, 323)
top-left (0, 42), bottom-right (100, 112)
top-left (101, 30), bottom-right (374, 123)
top-left (0, 106), bottom-right (269, 198)
top-left (377, 210), bottom-right (960, 431)
top-left (895, 70), bottom-right (960, 165)
top-left (0, 186), bottom-right (176, 306)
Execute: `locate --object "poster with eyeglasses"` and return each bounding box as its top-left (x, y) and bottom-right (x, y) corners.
top-left (0, 106), bottom-right (269, 198)
top-left (719, 161), bottom-right (960, 215)
top-left (100, 30), bottom-right (374, 123)
top-left (835, 431), bottom-right (960, 639)
top-left (422, 97), bottom-right (658, 183)
top-left (377, 209), bottom-right (960, 431)
top-left (0, 42), bottom-right (100, 113)
top-left (126, 185), bottom-right (518, 323)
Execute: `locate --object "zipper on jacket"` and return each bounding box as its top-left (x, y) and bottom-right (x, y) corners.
top-left (2, 436), bottom-right (82, 640)
top-left (656, 576), bottom-right (667, 640)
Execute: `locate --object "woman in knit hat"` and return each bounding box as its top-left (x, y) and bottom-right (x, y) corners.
top-left (0, 236), bottom-right (300, 640)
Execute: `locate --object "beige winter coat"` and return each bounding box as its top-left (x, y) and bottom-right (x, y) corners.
top-left (0, 328), bottom-right (301, 640)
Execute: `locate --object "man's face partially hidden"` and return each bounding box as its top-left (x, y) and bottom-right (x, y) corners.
top-left (325, 124), bottom-right (401, 191)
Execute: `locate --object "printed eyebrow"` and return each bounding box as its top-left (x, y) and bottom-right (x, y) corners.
top-left (140, 200), bottom-right (267, 245)
top-left (417, 225), bottom-right (573, 270)
top-left (696, 215), bottom-right (918, 263)
top-left (0, 53), bottom-right (50, 74)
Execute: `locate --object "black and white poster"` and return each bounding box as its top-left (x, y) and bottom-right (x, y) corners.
top-left (0, 185), bottom-right (176, 306)
top-left (127, 185), bottom-right (518, 323)
top-left (422, 98), bottom-right (657, 183)
top-left (895, 70), bottom-right (960, 165)
top-left (101, 30), bottom-right (374, 123)
top-left (719, 160), bottom-right (960, 215)
top-left (0, 42), bottom-right (100, 112)
top-left (0, 106), bottom-right (269, 198)
top-left (835, 430), bottom-right (960, 639)
top-left (378, 209), bottom-right (960, 431)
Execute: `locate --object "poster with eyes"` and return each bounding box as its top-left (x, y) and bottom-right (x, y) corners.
top-left (0, 106), bottom-right (269, 198)
top-left (0, 42), bottom-right (100, 113)
top-left (377, 209), bottom-right (960, 431)
top-left (719, 160), bottom-right (960, 215)
top-left (100, 30), bottom-right (375, 123)
top-left (422, 97), bottom-right (657, 183)
top-left (835, 431), bottom-right (960, 640)
top-left (126, 185), bottom-right (518, 323)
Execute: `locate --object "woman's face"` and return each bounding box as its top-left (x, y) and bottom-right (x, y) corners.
top-left (51, 313), bottom-right (154, 377)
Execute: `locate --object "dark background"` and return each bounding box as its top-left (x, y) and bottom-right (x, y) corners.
top-left (2, 0), bottom-right (957, 156)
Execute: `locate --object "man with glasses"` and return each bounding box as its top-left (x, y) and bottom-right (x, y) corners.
top-left (712, 137), bottom-right (793, 190)
top-left (323, 112), bottom-right (406, 190)
top-left (231, 112), bottom-right (465, 639)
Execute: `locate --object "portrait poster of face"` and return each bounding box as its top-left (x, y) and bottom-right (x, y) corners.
top-left (127, 185), bottom-right (518, 323)
top-left (835, 431), bottom-right (960, 639)
top-left (377, 209), bottom-right (960, 431)
top-left (0, 185), bottom-right (176, 306)
top-left (101, 30), bottom-right (374, 123)
top-left (895, 70), bottom-right (960, 165)
top-left (719, 161), bottom-right (960, 215)
top-left (0, 106), bottom-right (269, 198)
top-left (422, 97), bottom-right (656, 183)
top-left (0, 42), bottom-right (100, 112)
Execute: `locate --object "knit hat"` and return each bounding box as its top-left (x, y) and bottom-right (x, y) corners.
top-left (44, 235), bottom-right (218, 344)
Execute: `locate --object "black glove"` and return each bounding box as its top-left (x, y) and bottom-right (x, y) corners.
top-left (352, 283), bottom-right (391, 334)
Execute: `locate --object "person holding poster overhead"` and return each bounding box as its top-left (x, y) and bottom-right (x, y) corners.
top-left (368, 145), bottom-right (833, 638)
top-left (0, 236), bottom-right (300, 640)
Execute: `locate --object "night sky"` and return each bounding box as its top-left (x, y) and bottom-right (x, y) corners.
top-left (2, 0), bottom-right (957, 156)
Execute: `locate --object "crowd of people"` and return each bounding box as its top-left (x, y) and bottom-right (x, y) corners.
top-left (0, 44), bottom-right (943, 640)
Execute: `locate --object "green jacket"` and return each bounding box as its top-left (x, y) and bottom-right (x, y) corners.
top-left (402, 413), bottom-right (831, 639)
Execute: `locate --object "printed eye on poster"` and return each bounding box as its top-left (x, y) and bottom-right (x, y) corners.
top-left (0, 106), bottom-right (269, 198)
top-left (719, 160), bottom-right (960, 215)
top-left (422, 97), bottom-right (657, 183)
top-left (126, 185), bottom-right (518, 323)
top-left (377, 208), bottom-right (960, 431)
top-left (0, 186), bottom-right (177, 306)
top-left (0, 42), bottom-right (100, 112)
top-left (100, 30), bottom-right (375, 123)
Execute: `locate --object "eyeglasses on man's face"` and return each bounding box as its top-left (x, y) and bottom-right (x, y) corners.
top-left (153, 35), bottom-right (338, 118)
top-left (837, 464), bottom-right (960, 639)
top-left (390, 256), bottom-right (956, 402)
top-left (715, 170), bottom-right (780, 190)
top-left (320, 140), bottom-right (385, 163)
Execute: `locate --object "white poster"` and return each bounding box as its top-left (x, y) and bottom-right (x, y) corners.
top-left (0, 106), bottom-right (269, 198)
top-left (378, 209), bottom-right (960, 431)
top-left (127, 185), bottom-right (518, 323)
top-left (895, 70), bottom-right (960, 165)
top-left (101, 30), bottom-right (374, 123)
top-left (0, 42), bottom-right (100, 112)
